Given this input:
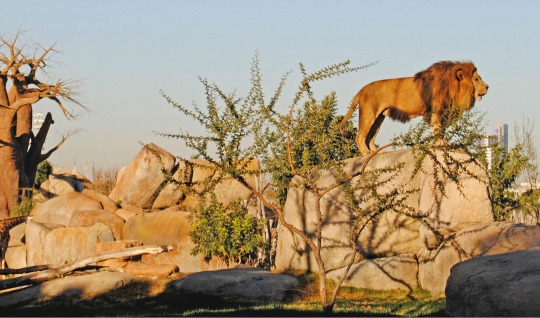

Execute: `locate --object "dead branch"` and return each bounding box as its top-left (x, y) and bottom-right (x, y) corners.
top-left (40, 128), bottom-right (81, 161)
top-left (0, 245), bottom-right (172, 290)
top-left (0, 265), bottom-right (51, 276)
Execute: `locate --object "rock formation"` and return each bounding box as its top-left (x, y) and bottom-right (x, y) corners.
top-left (274, 149), bottom-right (540, 294)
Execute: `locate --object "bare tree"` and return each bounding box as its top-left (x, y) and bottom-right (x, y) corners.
top-left (514, 117), bottom-right (539, 224)
top-left (0, 31), bottom-right (83, 218)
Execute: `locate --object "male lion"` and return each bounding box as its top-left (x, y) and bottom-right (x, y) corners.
top-left (339, 61), bottom-right (489, 155)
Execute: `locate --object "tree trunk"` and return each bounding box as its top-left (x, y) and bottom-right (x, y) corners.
top-left (25, 112), bottom-right (54, 189)
top-left (0, 108), bottom-right (21, 219)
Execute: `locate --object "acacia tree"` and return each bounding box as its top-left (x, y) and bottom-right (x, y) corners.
top-left (0, 32), bottom-right (82, 218)
top-left (159, 55), bottom-right (376, 313)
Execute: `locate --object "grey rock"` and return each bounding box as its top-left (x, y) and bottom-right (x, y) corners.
top-left (171, 267), bottom-right (299, 303)
top-left (445, 248), bottom-right (540, 317)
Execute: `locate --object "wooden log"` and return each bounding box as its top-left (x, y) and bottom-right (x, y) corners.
top-left (0, 245), bottom-right (172, 290)
top-left (0, 265), bottom-right (51, 275)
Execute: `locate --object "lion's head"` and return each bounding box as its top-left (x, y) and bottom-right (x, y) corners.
top-left (415, 61), bottom-right (489, 119)
top-left (471, 71), bottom-right (489, 101)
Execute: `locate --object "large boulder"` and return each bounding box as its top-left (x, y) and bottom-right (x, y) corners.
top-left (122, 210), bottom-right (222, 272)
top-left (25, 220), bottom-right (63, 266)
top-left (170, 267), bottom-right (299, 303)
top-left (445, 249), bottom-right (540, 317)
top-left (275, 149), bottom-right (492, 273)
top-left (109, 143), bottom-right (176, 209)
top-left (419, 222), bottom-right (540, 294)
top-left (42, 223), bottom-right (115, 266)
top-left (30, 192), bottom-right (103, 226)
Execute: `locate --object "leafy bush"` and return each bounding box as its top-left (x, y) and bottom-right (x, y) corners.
top-left (12, 196), bottom-right (34, 217)
top-left (190, 193), bottom-right (268, 266)
top-left (265, 92), bottom-right (360, 205)
top-left (34, 160), bottom-right (52, 189)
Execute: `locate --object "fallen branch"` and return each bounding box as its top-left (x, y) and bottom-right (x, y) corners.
top-left (0, 265), bottom-right (51, 276)
top-left (0, 245), bottom-right (172, 290)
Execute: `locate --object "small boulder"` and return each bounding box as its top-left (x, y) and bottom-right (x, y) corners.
top-left (5, 245), bottom-right (27, 269)
top-left (445, 249), bottom-right (540, 317)
top-left (81, 189), bottom-right (119, 213)
top-left (30, 192), bottom-right (103, 226)
top-left (171, 267), bottom-right (299, 303)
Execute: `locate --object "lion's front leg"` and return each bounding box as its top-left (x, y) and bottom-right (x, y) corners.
top-left (430, 113), bottom-right (447, 146)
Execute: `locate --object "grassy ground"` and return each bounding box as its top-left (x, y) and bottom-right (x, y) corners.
top-left (1, 272), bottom-right (446, 317)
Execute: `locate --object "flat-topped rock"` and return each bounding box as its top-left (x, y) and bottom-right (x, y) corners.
top-left (170, 267), bottom-right (299, 303)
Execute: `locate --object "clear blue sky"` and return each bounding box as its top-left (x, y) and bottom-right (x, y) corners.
top-left (4, 0), bottom-right (540, 176)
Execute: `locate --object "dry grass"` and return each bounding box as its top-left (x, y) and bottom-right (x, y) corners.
top-left (91, 165), bottom-right (118, 196)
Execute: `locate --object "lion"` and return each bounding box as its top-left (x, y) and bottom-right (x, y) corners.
top-left (339, 61), bottom-right (489, 155)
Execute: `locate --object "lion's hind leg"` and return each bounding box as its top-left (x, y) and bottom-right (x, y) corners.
top-left (356, 107), bottom-right (379, 156)
top-left (366, 113), bottom-right (385, 153)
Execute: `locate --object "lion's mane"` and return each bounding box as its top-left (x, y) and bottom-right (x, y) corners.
top-left (414, 61), bottom-right (477, 124)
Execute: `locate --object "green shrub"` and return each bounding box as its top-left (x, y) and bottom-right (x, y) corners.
top-left (190, 193), bottom-right (268, 266)
top-left (12, 196), bottom-right (34, 217)
top-left (34, 160), bottom-right (52, 189)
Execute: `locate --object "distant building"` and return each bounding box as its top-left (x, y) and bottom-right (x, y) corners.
top-left (495, 123), bottom-right (509, 152)
top-left (33, 112), bottom-right (45, 132)
top-left (481, 123), bottom-right (509, 170)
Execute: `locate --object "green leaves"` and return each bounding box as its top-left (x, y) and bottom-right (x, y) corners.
top-left (189, 193), bottom-right (267, 265)
top-left (34, 160), bottom-right (52, 189)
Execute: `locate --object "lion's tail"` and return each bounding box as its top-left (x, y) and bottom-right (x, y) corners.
top-left (339, 95), bottom-right (360, 139)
